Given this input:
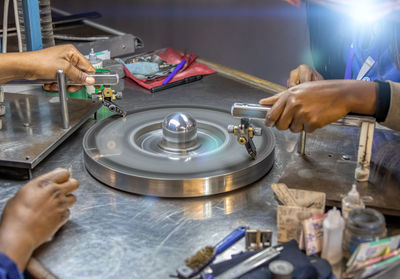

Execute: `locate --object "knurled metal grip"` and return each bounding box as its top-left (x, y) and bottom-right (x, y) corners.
top-left (230, 102), bottom-right (376, 182)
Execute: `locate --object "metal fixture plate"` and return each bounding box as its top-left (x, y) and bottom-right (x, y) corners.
top-left (83, 105), bottom-right (275, 197)
top-left (0, 92), bottom-right (100, 171)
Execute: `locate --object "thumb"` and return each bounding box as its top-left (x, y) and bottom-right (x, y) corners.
top-left (35, 168), bottom-right (70, 185)
top-left (64, 65), bottom-right (95, 85)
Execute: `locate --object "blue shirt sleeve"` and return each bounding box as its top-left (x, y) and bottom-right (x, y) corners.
top-left (0, 253), bottom-right (23, 279)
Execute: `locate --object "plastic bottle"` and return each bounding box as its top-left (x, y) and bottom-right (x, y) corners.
top-left (342, 184), bottom-right (365, 220)
top-left (321, 207), bottom-right (345, 265)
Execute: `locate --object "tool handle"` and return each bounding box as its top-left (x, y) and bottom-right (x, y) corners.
top-left (231, 103), bottom-right (375, 127)
top-left (7, 72), bottom-right (119, 86)
top-left (215, 226), bottom-right (247, 255)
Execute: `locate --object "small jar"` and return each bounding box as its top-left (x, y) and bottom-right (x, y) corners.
top-left (342, 208), bottom-right (386, 259)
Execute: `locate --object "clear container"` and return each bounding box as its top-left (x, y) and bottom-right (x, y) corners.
top-left (342, 208), bottom-right (386, 259)
top-left (342, 184), bottom-right (365, 220)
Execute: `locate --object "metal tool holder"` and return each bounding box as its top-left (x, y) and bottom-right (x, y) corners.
top-left (230, 103), bottom-right (376, 182)
top-left (245, 229), bottom-right (273, 251)
top-left (227, 118), bottom-right (262, 159)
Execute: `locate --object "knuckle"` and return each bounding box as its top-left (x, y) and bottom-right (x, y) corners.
top-left (38, 179), bottom-right (51, 188)
top-left (52, 187), bottom-right (62, 197)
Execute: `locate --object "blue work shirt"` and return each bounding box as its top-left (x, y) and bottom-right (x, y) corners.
top-left (0, 253), bottom-right (23, 279)
top-left (344, 21), bottom-right (400, 82)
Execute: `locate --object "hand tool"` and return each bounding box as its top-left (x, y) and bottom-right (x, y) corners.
top-left (230, 102), bottom-right (376, 182)
top-left (176, 226), bottom-right (247, 279)
top-left (209, 246), bottom-right (283, 279)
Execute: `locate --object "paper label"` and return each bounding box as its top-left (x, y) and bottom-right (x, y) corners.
top-left (302, 213), bottom-right (327, 255)
top-left (277, 205), bottom-right (324, 243)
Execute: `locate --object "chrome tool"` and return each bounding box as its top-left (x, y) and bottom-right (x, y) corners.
top-left (230, 102), bottom-right (376, 182)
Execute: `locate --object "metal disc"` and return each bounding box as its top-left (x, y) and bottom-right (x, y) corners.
top-left (83, 105), bottom-right (275, 197)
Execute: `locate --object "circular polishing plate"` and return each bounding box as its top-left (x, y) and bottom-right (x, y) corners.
top-left (83, 105), bottom-right (275, 197)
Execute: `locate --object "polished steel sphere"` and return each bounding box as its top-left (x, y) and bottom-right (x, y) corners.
top-left (160, 112), bottom-right (199, 151)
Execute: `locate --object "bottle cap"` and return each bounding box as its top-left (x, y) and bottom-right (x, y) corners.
top-left (326, 207), bottom-right (342, 226)
top-left (347, 184), bottom-right (361, 203)
top-left (269, 260), bottom-right (294, 279)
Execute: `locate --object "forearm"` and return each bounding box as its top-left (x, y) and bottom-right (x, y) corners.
top-left (0, 229), bottom-right (34, 272)
top-left (0, 53), bottom-right (32, 84)
top-left (336, 80), bottom-right (377, 116)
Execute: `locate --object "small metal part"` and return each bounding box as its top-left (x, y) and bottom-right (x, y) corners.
top-left (102, 99), bottom-right (126, 117)
top-left (268, 260), bottom-right (294, 279)
top-left (56, 70), bottom-right (70, 129)
top-left (342, 155), bottom-right (350, 161)
top-left (214, 246), bottom-right (283, 279)
top-left (92, 85), bottom-right (127, 117)
top-left (176, 266), bottom-right (195, 279)
top-left (245, 230), bottom-right (272, 250)
top-left (245, 138), bottom-right (257, 159)
top-left (89, 48), bottom-right (103, 69)
top-left (227, 118), bottom-right (261, 159)
top-left (298, 130), bottom-right (307, 155)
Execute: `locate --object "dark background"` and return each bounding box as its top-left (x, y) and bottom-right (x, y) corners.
top-left (51, 0), bottom-right (312, 86)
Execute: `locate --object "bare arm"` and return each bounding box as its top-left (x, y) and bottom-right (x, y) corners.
top-left (0, 45), bottom-right (95, 85)
top-left (259, 80), bottom-right (377, 133)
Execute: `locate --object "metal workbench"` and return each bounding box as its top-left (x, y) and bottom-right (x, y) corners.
top-left (0, 64), bottom-right (399, 278)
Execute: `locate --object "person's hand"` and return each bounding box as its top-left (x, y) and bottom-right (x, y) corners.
top-left (24, 45), bottom-right (95, 85)
top-left (259, 80), bottom-right (377, 133)
top-left (287, 64), bottom-right (324, 88)
top-left (24, 45), bottom-right (96, 93)
top-left (0, 168), bottom-right (78, 271)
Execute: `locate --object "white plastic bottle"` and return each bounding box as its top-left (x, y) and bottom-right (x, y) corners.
top-left (341, 184), bottom-right (365, 220)
top-left (321, 207), bottom-right (345, 265)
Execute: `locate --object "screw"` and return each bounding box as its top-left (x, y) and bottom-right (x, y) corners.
top-left (25, 156), bottom-right (30, 160)
top-left (342, 155), bottom-right (350, 160)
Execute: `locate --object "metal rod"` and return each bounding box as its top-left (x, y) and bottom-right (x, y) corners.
top-left (51, 7), bottom-right (126, 36)
top-left (299, 130), bottom-right (307, 155)
top-left (12, 0), bottom-right (22, 52)
top-left (7, 72), bottom-right (119, 86)
top-left (2, 0), bottom-right (10, 53)
top-left (56, 70), bottom-right (70, 129)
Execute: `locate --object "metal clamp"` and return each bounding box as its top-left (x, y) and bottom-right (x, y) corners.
top-left (91, 86), bottom-right (126, 117)
top-left (230, 103), bottom-right (376, 182)
top-left (245, 229), bottom-right (272, 251)
top-left (227, 118), bottom-right (262, 159)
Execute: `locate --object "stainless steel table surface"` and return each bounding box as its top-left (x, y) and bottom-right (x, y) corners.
top-left (0, 72), bottom-right (398, 278)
